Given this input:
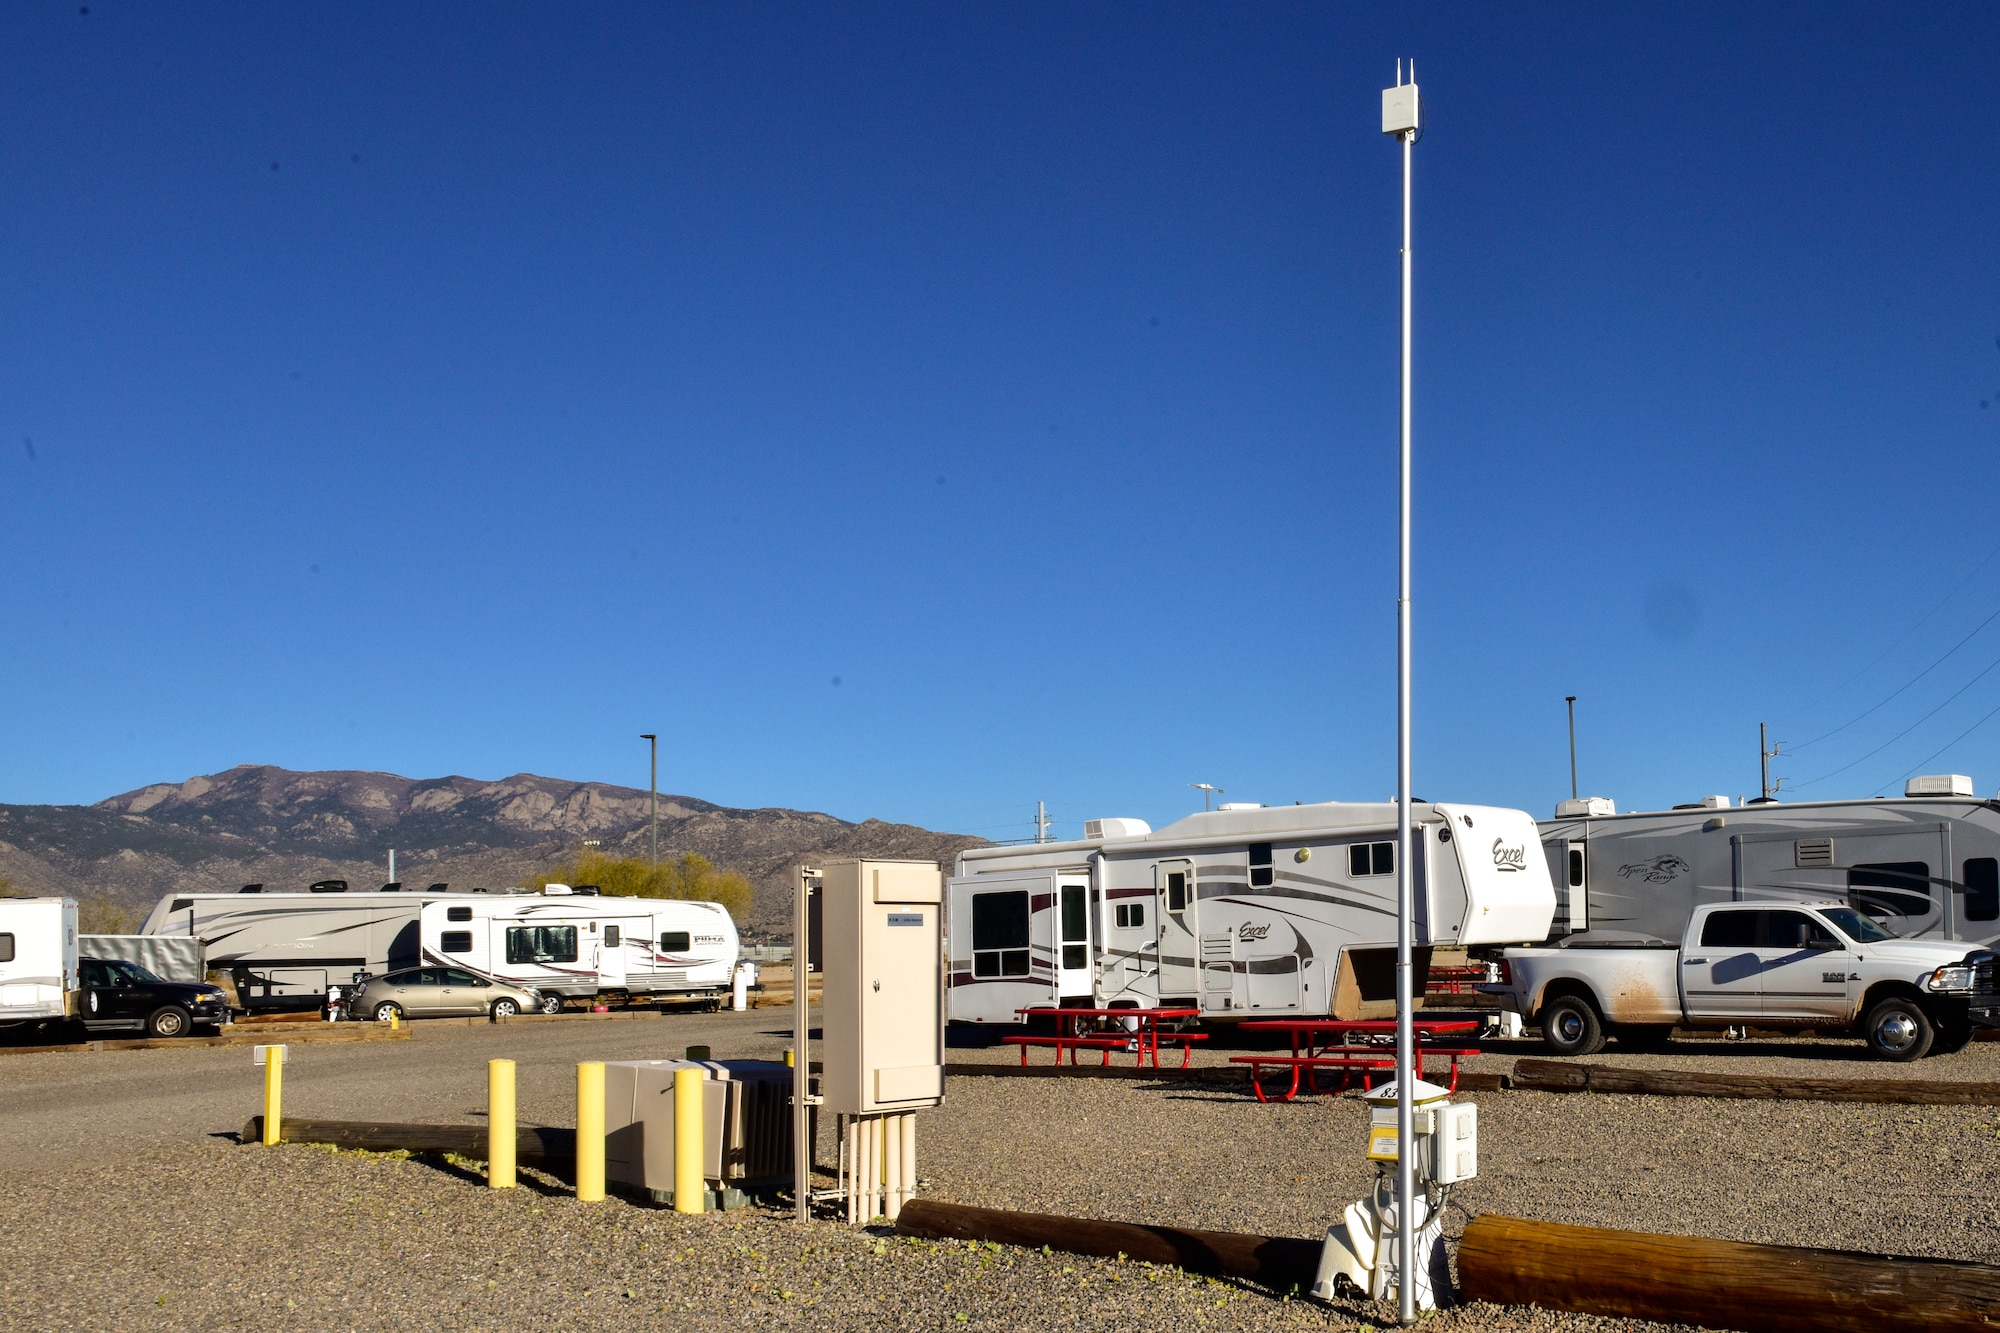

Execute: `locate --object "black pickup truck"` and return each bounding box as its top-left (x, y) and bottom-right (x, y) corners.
top-left (77, 957), bottom-right (232, 1038)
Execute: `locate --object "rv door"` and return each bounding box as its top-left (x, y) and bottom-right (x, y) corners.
top-left (1056, 878), bottom-right (1093, 1004)
top-left (596, 922), bottom-right (628, 988)
top-left (1540, 836), bottom-right (1588, 935)
top-left (1155, 861), bottom-right (1199, 1001)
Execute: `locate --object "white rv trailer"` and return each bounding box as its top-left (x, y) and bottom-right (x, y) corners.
top-left (418, 886), bottom-right (739, 1004)
top-left (0, 897), bottom-right (79, 1028)
top-left (1538, 777), bottom-right (2000, 949)
top-left (140, 886), bottom-right (492, 1011)
top-left (947, 802), bottom-right (1557, 1024)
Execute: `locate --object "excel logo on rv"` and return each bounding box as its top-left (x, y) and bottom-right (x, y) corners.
top-left (1491, 839), bottom-right (1527, 872)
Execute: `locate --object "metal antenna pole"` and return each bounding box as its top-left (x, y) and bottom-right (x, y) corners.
top-left (640, 734), bottom-right (658, 867)
top-left (1392, 83), bottom-right (1418, 1329)
top-left (1566, 696), bottom-right (1579, 800)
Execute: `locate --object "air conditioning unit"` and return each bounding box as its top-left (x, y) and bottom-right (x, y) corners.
top-left (1084, 818), bottom-right (1151, 840)
top-left (1217, 802), bottom-right (1265, 811)
top-left (1905, 774), bottom-right (1975, 798)
top-left (1695, 795), bottom-right (1730, 810)
top-left (602, 1058), bottom-right (796, 1203)
top-left (1553, 797), bottom-right (1616, 819)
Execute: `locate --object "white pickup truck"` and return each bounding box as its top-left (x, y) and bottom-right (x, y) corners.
top-left (1484, 900), bottom-right (2000, 1061)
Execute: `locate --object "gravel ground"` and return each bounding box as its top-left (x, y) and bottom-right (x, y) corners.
top-left (4, 1012), bottom-right (1997, 1332)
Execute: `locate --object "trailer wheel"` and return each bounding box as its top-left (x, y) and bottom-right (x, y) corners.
top-left (1863, 996), bottom-right (1934, 1061)
top-left (1539, 994), bottom-right (1606, 1057)
top-left (535, 993), bottom-right (563, 1015)
top-left (145, 1005), bottom-right (192, 1039)
top-left (372, 1001), bottom-right (403, 1023)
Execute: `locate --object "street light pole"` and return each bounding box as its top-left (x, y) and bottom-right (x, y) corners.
top-left (1383, 61), bottom-right (1421, 1327)
top-left (1566, 696), bottom-right (1579, 801)
top-left (639, 734), bottom-right (658, 868)
top-left (1189, 782), bottom-right (1222, 812)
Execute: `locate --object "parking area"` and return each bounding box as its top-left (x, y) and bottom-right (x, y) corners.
top-left (6, 1014), bottom-right (2000, 1331)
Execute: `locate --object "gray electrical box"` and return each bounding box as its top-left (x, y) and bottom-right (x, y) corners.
top-left (603, 1058), bottom-right (795, 1194)
top-left (819, 859), bottom-right (945, 1115)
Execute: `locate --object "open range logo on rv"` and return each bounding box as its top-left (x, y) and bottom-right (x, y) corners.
top-left (1616, 855), bottom-right (1690, 884)
top-left (1491, 839), bottom-right (1528, 873)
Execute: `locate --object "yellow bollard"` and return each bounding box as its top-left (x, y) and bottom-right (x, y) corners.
top-left (389, 1010), bottom-right (399, 1031)
top-left (576, 1061), bottom-right (605, 1202)
top-left (262, 1045), bottom-right (284, 1146)
top-left (674, 1067), bottom-right (705, 1214)
top-left (488, 1058), bottom-right (516, 1189)
top-left (783, 1047), bottom-right (794, 1067)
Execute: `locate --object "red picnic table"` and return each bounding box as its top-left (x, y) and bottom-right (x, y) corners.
top-left (1230, 1018), bottom-right (1483, 1102)
top-left (1006, 1006), bottom-right (1206, 1068)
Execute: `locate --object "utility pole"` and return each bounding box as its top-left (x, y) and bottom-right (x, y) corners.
top-left (1382, 60), bottom-right (1422, 1328)
top-left (1760, 723), bottom-right (1783, 802)
top-left (1034, 801), bottom-right (1051, 844)
top-left (1189, 782), bottom-right (1222, 812)
top-left (1566, 696), bottom-right (1579, 800)
top-left (640, 734), bottom-right (659, 867)
top-left (388, 848), bottom-right (395, 885)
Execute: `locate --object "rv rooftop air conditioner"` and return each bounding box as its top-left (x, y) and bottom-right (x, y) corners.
top-left (1672, 795), bottom-right (1730, 811)
top-left (1554, 797), bottom-right (1615, 819)
top-left (1083, 818), bottom-right (1151, 840)
top-left (1217, 802), bottom-right (1264, 811)
top-left (542, 883), bottom-right (574, 895)
top-left (1905, 774), bottom-right (1975, 798)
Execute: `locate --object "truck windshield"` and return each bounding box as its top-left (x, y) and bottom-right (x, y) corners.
top-left (1818, 907), bottom-right (1897, 943)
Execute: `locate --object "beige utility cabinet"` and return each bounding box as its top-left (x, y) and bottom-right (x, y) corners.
top-left (819, 859), bottom-right (945, 1115)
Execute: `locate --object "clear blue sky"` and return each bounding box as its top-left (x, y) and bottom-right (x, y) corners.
top-left (3, 3), bottom-right (1998, 841)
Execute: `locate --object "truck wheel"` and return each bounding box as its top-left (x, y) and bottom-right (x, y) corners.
top-left (1863, 997), bottom-right (1934, 1061)
top-left (372, 1001), bottom-right (403, 1023)
top-left (146, 1006), bottom-right (192, 1039)
top-left (538, 993), bottom-right (565, 1015)
top-left (1539, 994), bottom-right (1606, 1057)
top-left (1615, 1023), bottom-right (1674, 1051)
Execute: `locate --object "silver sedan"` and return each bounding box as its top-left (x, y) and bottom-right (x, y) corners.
top-left (348, 967), bottom-right (540, 1021)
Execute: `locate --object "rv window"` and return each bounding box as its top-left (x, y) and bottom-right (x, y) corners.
top-left (446, 906), bottom-right (473, 923)
top-left (171, 898), bottom-right (193, 912)
top-left (1699, 910), bottom-right (1759, 949)
top-left (1060, 886), bottom-right (1087, 970)
top-left (440, 931), bottom-right (473, 954)
top-left (1349, 842), bottom-right (1394, 877)
top-left (505, 925), bottom-right (579, 965)
top-left (1848, 862), bottom-right (1932, 919)
top-left (604, 925), bottom-right (621, 947)
top-left (1249, 843), bottom-right (1273, 888)
top-left (971, 890), bottom-right (1031, 979)
top-left (1568, 849), bottom-right (1584, 888)
top-left (0, 933), bottom-right (12, 963)
top-left (1165, 871), bottom-right (1189, 913)
top-left (1115, 903), bottom-right (1146, 929)
top-left (660, 931), bottom-right (691, 952)
top-left (1967, 858), bottom-right (2000, 923)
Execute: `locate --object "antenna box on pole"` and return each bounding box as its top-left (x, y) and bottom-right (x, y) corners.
top-left (1382, 83), bottom-right (1420, 136)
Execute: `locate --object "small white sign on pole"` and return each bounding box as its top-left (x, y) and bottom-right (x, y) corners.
top-left (253, 1043), bottom-right (288, 1066)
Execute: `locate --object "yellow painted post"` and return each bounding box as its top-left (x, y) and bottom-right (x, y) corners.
top-left (783, 1048), bottom-right (795, 1067)
top-left (674, 1067), bottom-right (705, 1214)
top-left (261, 1045), bottom-right (284, 1146)
top-left (488, 1058), bottom-right (516, 1189)
top-left (389, 1010), bottom-right (400, 1031)
top-left (576, 1061), bottom-right (605, 1202)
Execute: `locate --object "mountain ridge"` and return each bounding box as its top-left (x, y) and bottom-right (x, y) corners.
top-left (0, 764), bottom-right (986, 936)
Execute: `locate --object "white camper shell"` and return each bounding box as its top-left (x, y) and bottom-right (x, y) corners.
top-left (0, 897), bottom-right (79, 1026)
top-left (418, 887), bottom-right (739, 1002)
top-left (947, 802), bottom-right (1556, 1024)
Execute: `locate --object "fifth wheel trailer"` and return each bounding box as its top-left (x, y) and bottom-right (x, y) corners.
top-left (1535, 777), bottom-right (2000, 949)
top-left (946, 802), bottom-right (1556, 1024)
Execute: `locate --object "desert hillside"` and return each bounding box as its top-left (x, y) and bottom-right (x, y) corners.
top-left (0, 765), bottom-right (985, 938)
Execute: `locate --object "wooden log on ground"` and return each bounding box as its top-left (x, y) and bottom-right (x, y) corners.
top-left (1511, 1057), bottom-right (2000, 1106)
top-left (1457, 1212), bottom-right (2000, 1333)
top-left (895, 1198), bottom-right (1320, 1289)
top-left (941, 1061), bottom-right (1508, 1093)
top-left (241, 1116), bottom-right (575, 1165)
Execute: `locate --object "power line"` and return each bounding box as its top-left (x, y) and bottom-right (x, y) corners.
top-left (1789, 535), bottom-right (2000, 741)
top-left (1789, 601), bottom-right (2000, 753)
top-left (1877, 696), bottom-right (2000, 795)
top-left (1791, 645), bottom-right (2000, 789)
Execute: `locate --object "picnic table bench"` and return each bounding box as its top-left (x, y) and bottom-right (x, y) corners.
top-left (1230, 1018), bottom-right (1482, 1102)
top-left (1011, 1006), bottom-right (1206, 1068)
